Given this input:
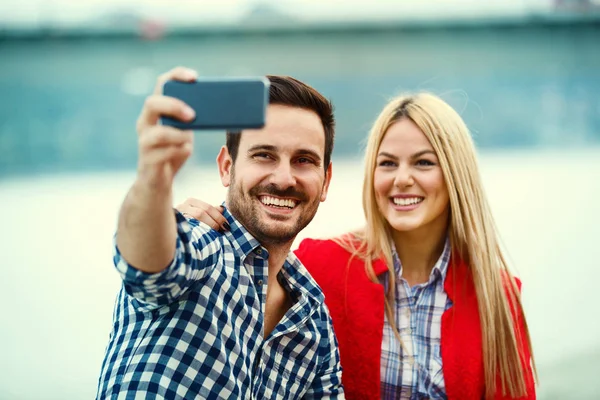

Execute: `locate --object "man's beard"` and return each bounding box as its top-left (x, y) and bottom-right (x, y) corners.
top-left (227, 171), bottom-right (322, 246)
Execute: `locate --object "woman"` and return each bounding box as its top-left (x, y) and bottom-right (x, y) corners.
top-left (178, 93), bottom-right (537, 399)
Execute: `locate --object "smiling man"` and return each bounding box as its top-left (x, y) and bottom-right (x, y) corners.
top-left (96, 67), bottom-right (343, 399)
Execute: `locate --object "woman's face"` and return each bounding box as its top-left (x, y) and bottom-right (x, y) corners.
top-left (373, 118), bottom-right (450, 236)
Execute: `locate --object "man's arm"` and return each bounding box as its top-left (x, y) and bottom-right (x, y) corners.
top-left (303, 313), bottom-right (345, 399)
top-left (116, 66), bottom-right (198, 273)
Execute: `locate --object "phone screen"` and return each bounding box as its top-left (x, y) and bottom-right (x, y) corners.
top-left (161, 77), bottom-right (270, 131)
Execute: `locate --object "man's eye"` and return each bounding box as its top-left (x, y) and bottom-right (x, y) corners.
top-left (297, 157), bottom-right (315, 164)
top-left (254, 153), bottom-right (271, 159)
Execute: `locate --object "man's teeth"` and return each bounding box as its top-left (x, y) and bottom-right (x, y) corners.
top-left (393, 197), bottom-right (423, 206)
top-left (261, 196), bottom-right (296, 209)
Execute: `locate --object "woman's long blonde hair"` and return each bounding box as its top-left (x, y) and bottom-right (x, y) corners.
top-left (336, 93), bottom-right (536, 398)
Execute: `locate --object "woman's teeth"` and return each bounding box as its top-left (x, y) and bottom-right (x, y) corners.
top-left (393, 197), bottom-right (423, 206)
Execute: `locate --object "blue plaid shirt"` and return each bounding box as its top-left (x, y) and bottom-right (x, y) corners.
top-left (96, 206), bottom-right (344, 399)
top-left (379, 239), bottom-right (452, 400)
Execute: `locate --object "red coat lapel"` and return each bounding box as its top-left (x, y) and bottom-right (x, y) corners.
top-left (442, 256), bottom-right (486, 399)
top-left (296, 239), bottom-right (385, 399)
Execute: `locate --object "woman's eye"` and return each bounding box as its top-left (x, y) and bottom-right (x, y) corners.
top-left (416, 159), bottom-right (435, 166)
top-left (378, 160), bottom-right (396, 167)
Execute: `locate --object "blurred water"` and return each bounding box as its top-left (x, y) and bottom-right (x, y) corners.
top-left (1, 23), bottom-right (599, 177)
top-left (0, 152), bottom-right (599, 399)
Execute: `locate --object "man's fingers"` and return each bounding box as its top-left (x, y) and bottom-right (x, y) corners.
top-left (139, 126), bottom-right (193, 151)
top-left (154, 66), bottom-right (198, 95)
top-left (140, 142), bottom-right (193, 167)
top-left (132, 67), bottom-right (198, 186)
top-left (137, 65), bottom-right (199, 134)
top-left (137, 95), bottom-right (195, 133)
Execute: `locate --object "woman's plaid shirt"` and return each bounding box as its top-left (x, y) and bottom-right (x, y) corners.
top-left (379, 239), bottom-right (452, 400)
top-left (96, 207), bottom-right (344, 399)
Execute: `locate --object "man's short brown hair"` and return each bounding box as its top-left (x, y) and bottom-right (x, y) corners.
top-left (225, 75), bottom-right (335, 170)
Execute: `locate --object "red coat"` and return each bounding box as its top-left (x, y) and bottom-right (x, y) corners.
top-left (295, 238), bottom-right (535, 400)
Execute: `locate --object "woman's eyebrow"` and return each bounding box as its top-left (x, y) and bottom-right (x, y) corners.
top-left (377, 151), bottom-right (398, 160)
top-left (412, 149), bottom-right (436, 158)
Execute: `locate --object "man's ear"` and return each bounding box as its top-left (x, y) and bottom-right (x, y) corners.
top-left (320, 162), bottom-right (333, 202)
top-left (217, 146), bottom-right (232, 188)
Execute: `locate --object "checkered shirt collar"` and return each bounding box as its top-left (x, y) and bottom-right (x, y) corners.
top-left (221, 203), bottom-right (325, 306)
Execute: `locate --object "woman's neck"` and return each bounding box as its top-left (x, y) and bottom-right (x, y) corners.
top-left (392, 223), bottom-right (448, 286)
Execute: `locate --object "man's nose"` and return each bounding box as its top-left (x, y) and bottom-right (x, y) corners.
top-left (270, 162), bottom-right (297, 188)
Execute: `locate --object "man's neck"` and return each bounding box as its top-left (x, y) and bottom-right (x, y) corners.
top-left (261, 242), bottom-right (294, 338)
top-left (263, 242), bottom-right (293, 281)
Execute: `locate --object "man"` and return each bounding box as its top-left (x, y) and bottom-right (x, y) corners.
top-left (96, 67), bottom-right (343, 399)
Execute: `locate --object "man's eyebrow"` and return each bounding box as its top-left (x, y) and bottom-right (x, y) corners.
top-left (247, 145), bottom-right (323, 162)
top-left (296, 149), bottom-right (322, 162)
top-left (247, 144), bottom-right (278, 153)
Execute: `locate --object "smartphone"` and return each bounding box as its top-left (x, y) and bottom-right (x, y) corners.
top-left (161, 77), bottom-right (270, 130)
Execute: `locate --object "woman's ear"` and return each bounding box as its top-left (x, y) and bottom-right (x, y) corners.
top-left (217, 146), bottom-right (232, 188)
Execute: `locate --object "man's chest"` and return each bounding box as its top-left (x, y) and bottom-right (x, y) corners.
top-left (263, 279), bottom-right (294, 337)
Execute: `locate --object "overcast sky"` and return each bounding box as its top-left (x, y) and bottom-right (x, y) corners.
top-left (0, 0), bottom-right (560, 28)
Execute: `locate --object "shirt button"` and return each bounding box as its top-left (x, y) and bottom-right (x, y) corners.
top-left (405, 328), bottom-right (412, 334)
top-left (256, 249), bottom-right (263, 255)
top-left (257, 279), bottom-right (263, 286)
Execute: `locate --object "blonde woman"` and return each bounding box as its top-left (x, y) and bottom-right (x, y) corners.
top-left (178, 93), bottom-right (537, 400)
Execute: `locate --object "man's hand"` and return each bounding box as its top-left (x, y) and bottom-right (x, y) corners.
top-left (176, 198), bottom-right (230, 232)
top-left (116, 66), bottom-right (199, 274)
top-left (136, 66), bottom-right (198, 190)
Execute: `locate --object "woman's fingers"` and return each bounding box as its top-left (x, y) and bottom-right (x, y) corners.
top-left (198, 204), bottom-right (229, 230)
top-left (176, 199), bottom-right (229, 231)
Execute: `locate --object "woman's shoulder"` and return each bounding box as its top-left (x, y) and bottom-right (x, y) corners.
top-left (500, 269), bottom-right (523, 293)
top-left (296, 237), bottom-right (337, 250)
top-left (295, 236), bottom-right (353, 261)
top-left (448, 255), bottom-right (523, 289)
top-left (293, 238), bottom-right (345, 286)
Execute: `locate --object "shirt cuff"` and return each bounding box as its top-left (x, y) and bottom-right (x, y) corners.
top-left (113, 234), bottom-right (179, 287)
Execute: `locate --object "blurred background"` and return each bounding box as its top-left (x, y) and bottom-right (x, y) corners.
top-left (1, 0), bottom-right (599, 398)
